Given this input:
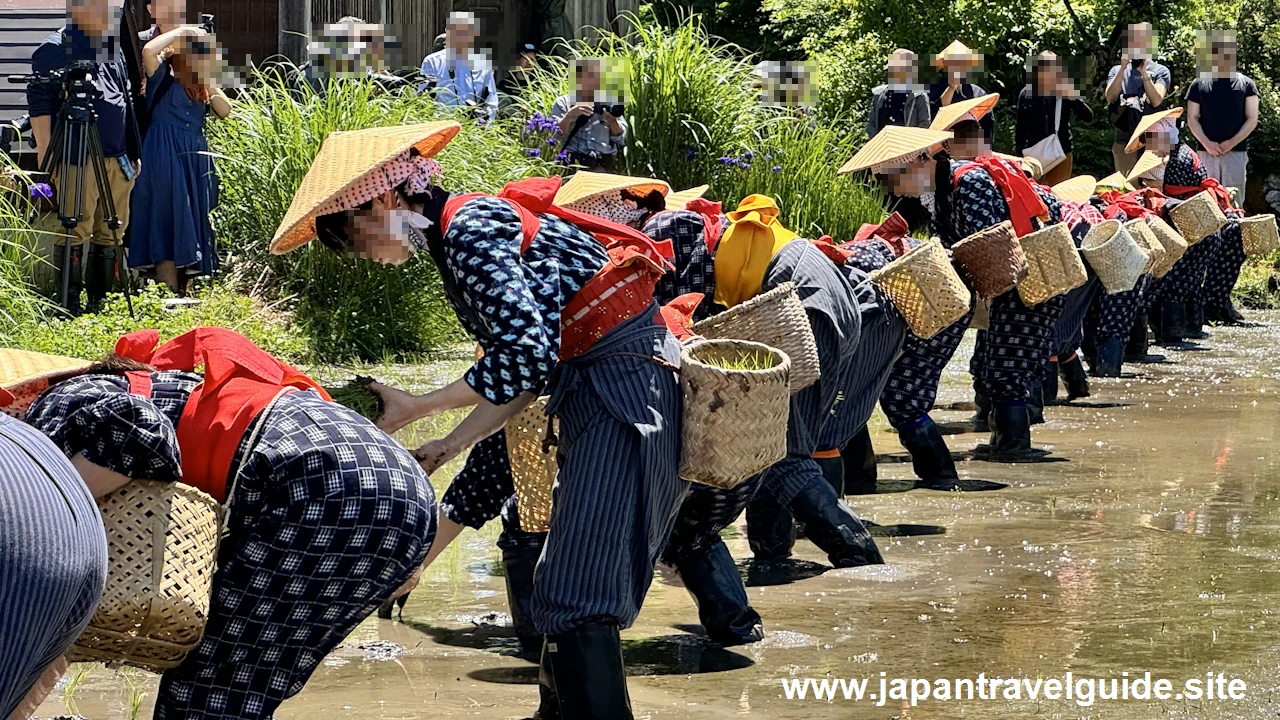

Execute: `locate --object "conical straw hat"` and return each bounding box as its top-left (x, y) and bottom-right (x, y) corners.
top-left (1127, 151), bottom-right (1166, 183)
top-left (554, 171), bottom-right (670, 209)
top-left (1097, 171), bottom-right (1134, 192)
top-left (0, 348), bottom-right (90, 388)
top-left (935, 40), bottom-right (981, 67)
top-left (1125, 107), bottom-right (1183, 153)
top-left (840, 126), bottom-right (953, 174)
top-left (1052, 175), bottom-right (1097, 204)
top-left (666, 185), bottom-right (709, 211)
top-left (270, 121), bottom-right (461, 255)
top-left (929, 93), bottom-right (999, 131)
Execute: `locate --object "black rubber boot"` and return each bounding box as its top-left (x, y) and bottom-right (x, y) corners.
top-left (533, 637), bottom-right (561, 719)
top-left (1058, 354), bottom-right (1090, 400)
top-left (1206, 300), bottom-right (1245, 326)
top-left (502, 543), bottom-right (545, 658)
top-left (897, 417), bottom-right (959, 490)
top-left (970, 387), bottom-right (991, 432)
top-left (815, 454), bottom-right (844, 497)
top-left (57, 243), bottom-right (84, 316)
top-left (1093, 337), bottom-right (1123, 378)
top-left (85, 244), bottom-right (117, 312)
top-left (1026, 375), bottom-right (1045, 426)
top-left (1184, 300), bottom-right (1209, 339)
top-left (673, 544), bottom-right (764, 647)
top-left (1043, 358), bottom-right (1061, 405)
top-left (545, 621), bottom-right (633, 720)
top-left (1125, 314), bottom-right (1149, 361)
top-left (841, 427), bottom-right (878, 496)
top-left (1157, 301), bottom-right (1186, 345)
top-left (745, 490), bottom-right (796, 561)
top-left (987, 402), bottom-right (1033, 457)
top-left (786, 475), bottom-right (884, 567)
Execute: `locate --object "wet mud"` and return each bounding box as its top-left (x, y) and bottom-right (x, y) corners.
top-left (39, 314), bottom-right (1280, 719)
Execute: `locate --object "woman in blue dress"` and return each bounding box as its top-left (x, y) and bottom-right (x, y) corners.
top-left (128, 24), bottom-right (232, 293)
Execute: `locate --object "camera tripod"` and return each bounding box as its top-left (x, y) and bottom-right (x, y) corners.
top-left (37, 68), bottom-right (134, 316)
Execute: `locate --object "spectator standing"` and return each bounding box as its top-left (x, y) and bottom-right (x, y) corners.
top-left (552, 57), bottom-right (627, 170)
top-left (866, 48), bottom-right (931, 139)
top-left (1186, 32), bottom-right (1258, 193)
top-left (127, 19), bottom-right (232, 294)
top-left (1016, 51), bottom-right (1094, 186)
top-left (419, 12), bottom-right (498, 124)
top-left (28, 0), bottom-right (142, 315)
top-left (1105, 22), bottom-right (1170, 176)
top-left (928, 41), bottom-right (993, 141)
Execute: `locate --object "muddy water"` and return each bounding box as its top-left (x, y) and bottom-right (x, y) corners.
top-left (39, 315), bottom-right (1280, 719)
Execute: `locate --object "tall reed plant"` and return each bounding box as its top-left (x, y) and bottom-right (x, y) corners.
top-left (0, 161), bottom-right (53, 343)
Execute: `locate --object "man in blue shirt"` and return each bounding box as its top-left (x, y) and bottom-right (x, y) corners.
top-left (27, 0), bottom-right (141, 315)
top-left (1104, 22), bottom-right (1171, 176)
top-left (418, 12), bottom-right (498, 124)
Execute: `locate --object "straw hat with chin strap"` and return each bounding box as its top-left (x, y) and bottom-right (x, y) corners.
top-left (1052, 175), bottom-right (1098, 204)
top-left (553, 172), bottom-right (671, 211)
top-left (270, 121), bottom-right (461, 255)
top-left (665, 185), bottom-right (709, 211)
top-left (1125, 107), bottom-right (1183, 153)
top-left (929, 93), bottom-right (999, 132)
top-left (840, 125), bottom-right (954, 175)
top-left (935, 40), bottom-right (982, 68)
top-left (1127, 151), bottom-right (1167, 183)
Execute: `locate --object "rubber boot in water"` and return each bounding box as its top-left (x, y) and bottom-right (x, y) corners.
top-left (673, 543), bottom-right (764, 647)
top-left (970, 387), bottom-right (991, 432)
top-left (1026, 375), bottom-right (1045, 426)
top-left (545, 621), bottom-right (632, 720)
top-left (1043, 357), bottom-right (1062, 406)
top-left (502, 542), bottom-right (545, 658)
top-left (986, 402), bottom-right (1033, 458)
top-left (896, 417), bottom-right (959, 490)
top-left (58, 243), bottom-right (84, 316)
top-left (1058, 354), bottom-right (1090, 400)
top-left (746, 488), bottom-right (797, 561)
top-left (85, 244), bottom-right (116, 312)
top-left (786, 474), bottom-right (883, 567)
top-left (532, 638), bottom-right (561, 720)
top-left (1093, 337), bottom-right (1123, 378)
top-left (1124, 314), bottom-right (1149, 362)
top-left (1205, 300), bottom-right (1246, 326)
top-left (1157, 301), bottom-right (1186, 345)
top-left (1184, 299), bottom-right (1209, 339)
top-left (841, 427), bottom-right (878, 496)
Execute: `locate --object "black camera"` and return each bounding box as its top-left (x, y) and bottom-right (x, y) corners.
top-left (594, 102), bottom-right (624, 117)
top-left (9, 62), bottom-right (103, 120)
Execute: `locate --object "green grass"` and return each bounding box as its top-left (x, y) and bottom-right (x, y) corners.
top-left (325, 377), bottom-right (383, 420)
top-left (1233, 252), bottom-right (1280, 309)
top-left (694, 343), bottom-right (781, 370)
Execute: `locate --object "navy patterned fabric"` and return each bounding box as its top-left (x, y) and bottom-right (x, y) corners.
top-left (1203, 219), bottom-right (1245, 310)
top-left (438, 432), bottom-right (515, 529)
top-left (645, 209), bottom-right (724, 320)
top-left (443, 197), bottom-right (609, 405)
top-left (1095, 275), bottom-right (1150, 342)
top-left (24, 371), bottom-right (200, 482)
top-left (157, 390), bottom-right (436, 720)
top-left (972, 292), bottom-right (1066, 403)
top-left (1164, 143), bottom-right (1208, 189)
top-left (1163, 232), bottom-right (1220, 303)
top-left (0, 414), bottom-right (106, 719)
top-left (880, 308), bottom-right (973, 428)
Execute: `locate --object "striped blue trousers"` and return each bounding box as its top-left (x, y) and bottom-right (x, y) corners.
top-left (535, 308), bottom-right (689, 634)
top-left (1052, 275), bottom-right (1100, 359)
top-left (0, 414), bottom-right (106, 719)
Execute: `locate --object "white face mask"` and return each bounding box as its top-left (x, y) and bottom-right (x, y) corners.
top-left (393, 209), bottom-right (433, 251)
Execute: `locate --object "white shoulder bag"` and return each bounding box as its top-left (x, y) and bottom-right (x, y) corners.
top-left (1022, 97), bottom-right (1067, 173)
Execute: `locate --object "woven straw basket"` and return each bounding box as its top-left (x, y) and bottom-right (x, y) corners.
top-left (1146, 217), bottom-right (1188, 279)
top-left (1080, 220), bottom-right (1148, 294)
top-left (871, 239), bottom-right (972, 339)
top-left (1015, 223), bottom-right (1088, 307)
top-left (505, 397), bottom-right (557, 533)
top-left (679, 340), bottom-right (790, 489)
top-left (692, 282), bottom-right (820, 392)
top-left (1240, 214), bottom-right (1280, 257)
top-left (66, 480), bottom-right (221, 673)
top-left (1125, 219), bottom-right (1165, 276)
top-left (950, 221), bottom-right (1029, 300)
top-left (0, 348), bottom-right (91, 417)
top-left (1169, 191), bottom-right (1227, 245)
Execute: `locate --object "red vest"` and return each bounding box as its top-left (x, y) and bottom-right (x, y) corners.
top-left (115, 328), bottom-right (330, 502)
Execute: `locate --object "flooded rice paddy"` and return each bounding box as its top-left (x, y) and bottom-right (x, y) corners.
top-left (39, 313), bottom-right (1280, 719)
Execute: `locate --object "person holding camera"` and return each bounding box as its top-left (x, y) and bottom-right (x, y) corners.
top-left (418, 12), bottom-right (498, 125)
top-left (551, 57), bottom-right (627, 171)
top-left (27, 0), bottom-right (142, 315)
top-left (126, 11), bottom-right (231, 294)
top-left (1105, 22), bottom-right (1171, 176)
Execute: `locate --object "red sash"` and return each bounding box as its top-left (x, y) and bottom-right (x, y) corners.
top-left (1098, 188), bottom-right (1171, 222)
top-left (439, 177), bottom-right (676, 360)
top-left (115, 328), bottom-right (330, 502)
top-left (954, 157), bottom-right (1049, 237)
top-left (1165, 149), bottom-right (1236, 210)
